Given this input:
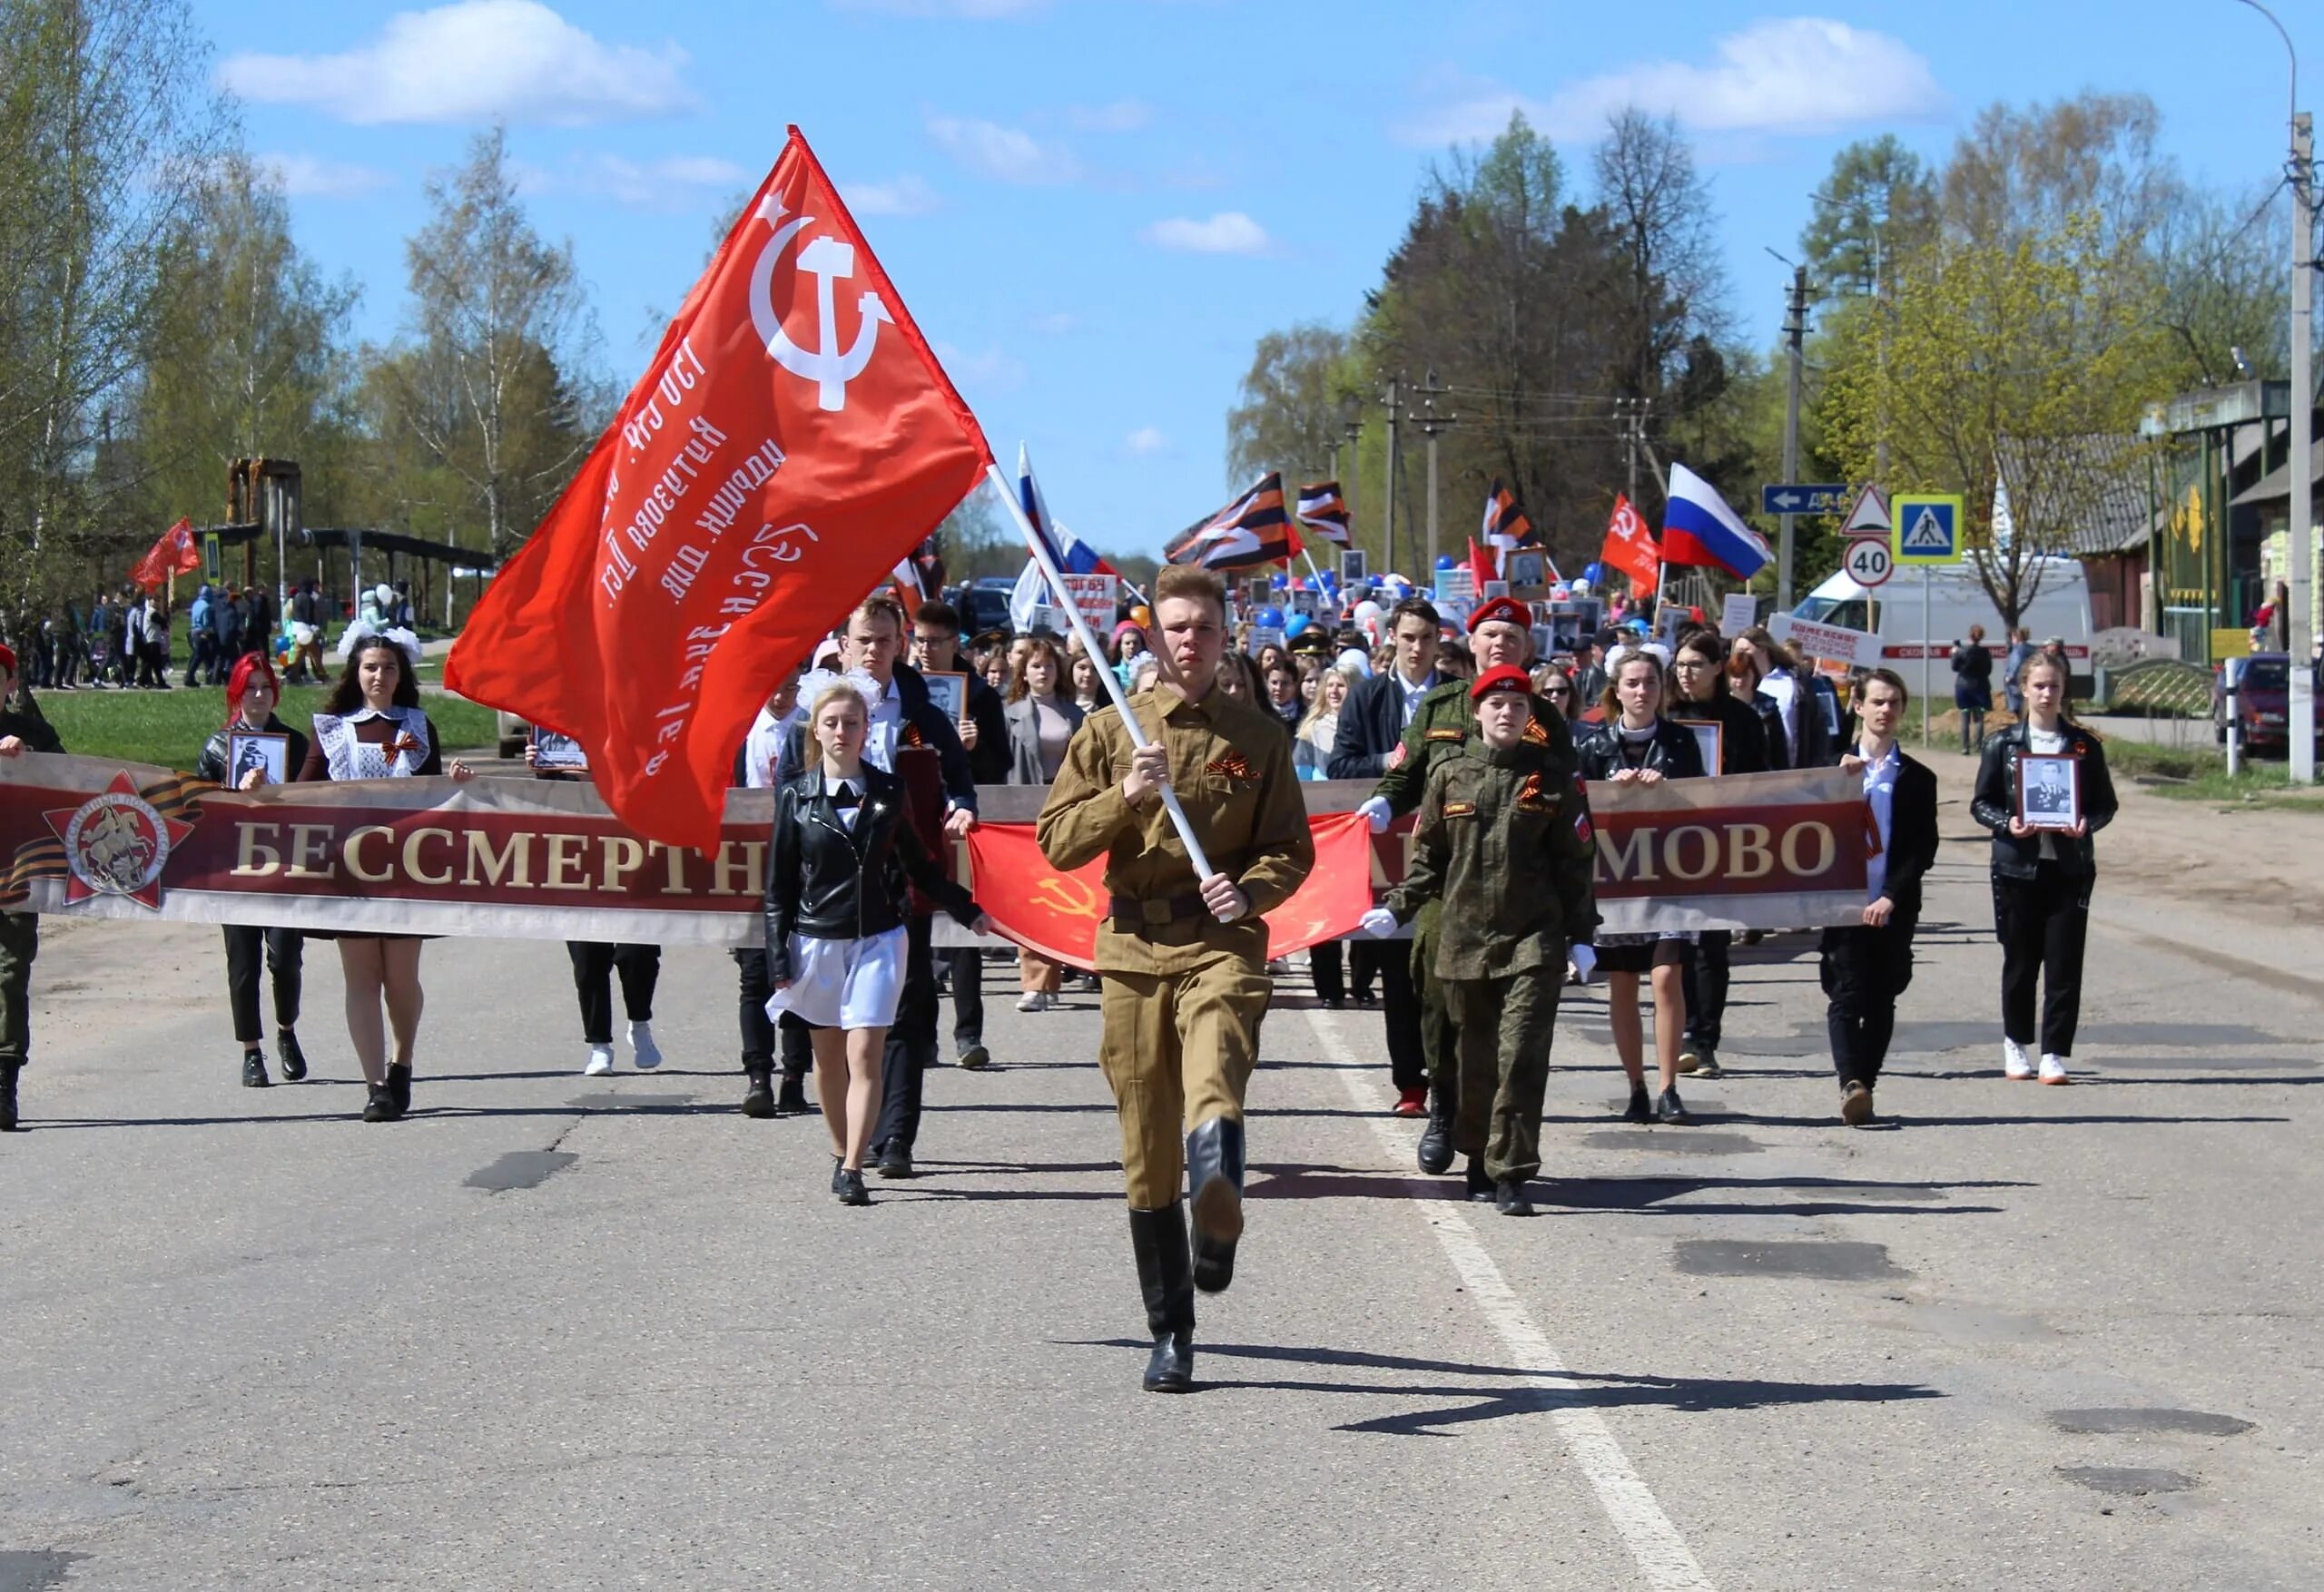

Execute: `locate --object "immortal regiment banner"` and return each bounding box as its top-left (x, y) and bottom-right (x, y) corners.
top-left (444, 127), bottom-right (990, 854)
top-left (0, 759), bottom-right (1867, 945)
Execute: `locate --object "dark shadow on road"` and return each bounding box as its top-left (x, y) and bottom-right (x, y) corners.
top-left (1242, 1165), bottom-right (2021, 1216)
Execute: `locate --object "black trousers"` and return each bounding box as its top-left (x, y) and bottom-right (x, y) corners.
top-left (1309, 939), bottom-right (1345, 1004)
top-left (1995, 863), bottom-right (2091, 1057)
top-left (223, 925), bottom-right (302, 1045)
top-left (733, 947), bottom-right (812, 1077)
top-left (946, 943), bottom-right (983, 1050)
top-left (874, 913), bottom-right (940, 1155)
top-left (1680, 930), bottom-right (1732, 1051)
top-left (1379, 946), bottom-right (1427, 1093)
top-left (1819, 917), bottom-right (1916, 1086)
top-left (1347, 939), bottom-right (1381, 1001)
top-left (568, 941), bottom-right (660, 1045)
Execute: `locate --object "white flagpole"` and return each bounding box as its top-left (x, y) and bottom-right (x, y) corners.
top-left (988, 461), bottom-right (1220, 890)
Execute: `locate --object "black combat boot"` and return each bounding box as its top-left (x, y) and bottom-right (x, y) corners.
top-left (276, 1028), bottom-right (308, 1083)
top-left (739, 1062), bottom-right (775, 1118)
top-left (385, 1063), bottom-right (412, 1119)
top-left (1186, 1116), bottom-right (1245, 1294)
top-left (1416, 1074), bottom-right (1457, 1175)
top-left (1128, 1203), bottom-right (1195, 1392)
top-left (1464, 1155), bottom-right (1493, 1202)
top-left (0, 1060), bottom-right (20, 1132)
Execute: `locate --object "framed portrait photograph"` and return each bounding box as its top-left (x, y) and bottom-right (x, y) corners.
top-left (2015, 752), bottom-right (2082, 830)
top-left (921, 670), bottom-right (968, 725)
top-left (1506, 551), bottom-right (1549, 597)
top-left (1340, 548), bottom-right (1368, 584)
top-left (530, 727), bottom-right (590, 771)
top-left (1673, 718), bottom-right (1725, 777)
top-left (225, 731), bottom-right (290, 788)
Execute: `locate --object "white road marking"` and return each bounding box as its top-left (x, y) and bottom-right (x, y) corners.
top-left (1304, 1005), bottom-right (1718, 1592)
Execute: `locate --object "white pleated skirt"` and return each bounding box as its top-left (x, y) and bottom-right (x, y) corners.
top-left (764, 927), bottom-right (908, 1030)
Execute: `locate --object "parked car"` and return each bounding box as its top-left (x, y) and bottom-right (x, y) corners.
top-left (950, 580), bottom-right (1015, 639)
top-left (497, 710), bottom-right (527, 759)
top-left (2215, 653), bottom-right (2324, 754)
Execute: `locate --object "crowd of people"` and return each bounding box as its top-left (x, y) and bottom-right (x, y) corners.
top-left (0, 564), bottom-right (2123, 1392)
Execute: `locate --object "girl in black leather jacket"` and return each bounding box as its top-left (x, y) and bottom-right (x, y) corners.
top-left (1665, 630), bottom-right (1773, 1081)
top-left (764, 674), bottom-right (986, 1205)
top-left (192, 654), bottom-right (310, 1092)
top-left (1969, 651), bottom-right (2116, 1084)
top-left (1573, 648), bottom-right (1708, 1125)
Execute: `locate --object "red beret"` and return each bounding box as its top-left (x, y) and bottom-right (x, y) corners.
top-left (1471, 663), bottom-right (1532, 701)
top-left (1467, 595), bottom-right (1531, 633)
top-left (0, 643), bottom-right (15, 675)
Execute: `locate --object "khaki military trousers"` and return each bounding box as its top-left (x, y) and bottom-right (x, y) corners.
top-left (1098, 946), bottom-right (1271, 1208)
top-left (1445, 964), bottom-right (1562, 1184)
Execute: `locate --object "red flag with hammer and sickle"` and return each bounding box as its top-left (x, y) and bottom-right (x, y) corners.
top-left (1600, 494), bottom-right (1659, 598)
top-left (447, 127), bottom-right (991, 850)
top-left (129, 517), bottom-right (201, 589)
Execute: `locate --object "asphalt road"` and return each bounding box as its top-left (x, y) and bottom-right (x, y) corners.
top-left (1, 781), bottom-right (2319, 1591)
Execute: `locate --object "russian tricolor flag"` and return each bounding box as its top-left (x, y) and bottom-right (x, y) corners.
top-left (1659, 462), bottom-right (1771, 581)
top-left (1017, 446), bottom-right (1114, 576)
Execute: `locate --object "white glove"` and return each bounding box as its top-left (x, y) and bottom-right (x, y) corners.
top-left (1568, 943), bottom-right (1597, 985)
top-left (1359, 907), bottom-right (1399, 938)
top-left (1356, 796), bottom-right (1393, 835)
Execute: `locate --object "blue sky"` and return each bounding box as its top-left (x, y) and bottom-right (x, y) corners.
top-left (208, 0), bottom-right (2319, 563)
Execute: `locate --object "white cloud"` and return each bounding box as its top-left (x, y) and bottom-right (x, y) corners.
top-left (255, 152), bottom-right (393, 199)
top-left (842, 174), bottom-right (940, 217)
top-left (934, 341), bottom-right (1028, 394)
top-left (566, 152), bottom-right (750, 209)
top-left (220, 0), bottom-right (696, 127)
top-left (926, 114), bottom-right (1080, 184)
top-left (1067, 99), bottom-right (1151, 133)
top-left (1141, 211), bottom-right (1271, 256)
top-left (1395, 18), bottom-right (1944, 146)
top-left (1125, 426), bottom-right (1168, 456)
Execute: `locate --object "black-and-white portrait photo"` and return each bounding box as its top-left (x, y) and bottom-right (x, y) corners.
top-left (226, 732), bottom-right (289, 788)
top-left (531, 728), bottom-right (589, 771)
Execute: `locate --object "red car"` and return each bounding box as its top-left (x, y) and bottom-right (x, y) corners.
top-left (2218, 653), bottom-right (2324, 754)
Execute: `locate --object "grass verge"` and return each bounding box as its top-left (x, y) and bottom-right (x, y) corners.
top-left (2101, 739), bottom-right (2324, 810)
top-left (28, 683), bottom-right (498, 770)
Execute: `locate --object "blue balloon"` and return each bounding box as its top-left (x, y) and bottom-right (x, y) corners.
top-left (1257, 605), bottom-right (1285, 628)
top-left (1285, 614), bottom-right (1312, 639)
top-left (1270, 572), bottom-right (1288, 588)
top-left (1584, 562), bottom-right (1605, 584)
top-left (1435, 554), bottom-right (1456, 569)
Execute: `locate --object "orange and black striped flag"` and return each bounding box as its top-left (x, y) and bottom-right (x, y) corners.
top-left (1481, 478), bottom-right (1539, 549)
top-left (1166, 472), bottom-right (1303, 570)
top-left (1295, 480), bottom-right (1353, 547)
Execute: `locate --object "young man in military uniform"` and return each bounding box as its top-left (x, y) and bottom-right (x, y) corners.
top-left (1364, 664), bottom-right (1597, 1214)
top-left (0, 644), bottom-right (64, 1131)
top-left (1354, 596), bottom-right (1581, 1176)
top-left (1037, 564), bottom-right (1314, 1394)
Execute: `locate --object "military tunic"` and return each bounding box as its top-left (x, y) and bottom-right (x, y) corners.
top-left (1370, 684), bottom-right (1581, 1101)
top-left (1384, 738), bottom-right (1598, 1183)
top-left (1038, 682), bottom-right (1314, 1206)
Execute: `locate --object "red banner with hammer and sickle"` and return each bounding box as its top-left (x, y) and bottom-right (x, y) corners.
top-left (964, 813), bottom-right (1374, 970)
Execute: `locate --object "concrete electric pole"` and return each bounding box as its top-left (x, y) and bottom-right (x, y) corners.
top-left (2290, 109), bottom-right (2315, 783)
top-left (1779, 264), bottom-right (1807, 612)
top-left (1413, 368), bottom-right (1457, 584)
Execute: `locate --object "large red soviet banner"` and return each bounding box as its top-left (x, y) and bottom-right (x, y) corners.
top-left (447, 127), bottom-right (990, 852)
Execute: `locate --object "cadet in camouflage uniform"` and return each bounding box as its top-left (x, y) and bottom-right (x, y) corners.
top-left (1364, 664), bottom-right (1597, 1214)
top-left (0, 643), bottom-right (64, 1133)
top-left (1355, 597), bottom-right (1579, 1176)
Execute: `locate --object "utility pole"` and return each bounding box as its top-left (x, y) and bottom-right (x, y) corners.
top-left (1381, 374), bottom-right (1402, 578)
top-left (1339, 400), bottom-right (1364, 579)
top-left (1779, 264), bottom-right (1807, 612)
top-left (2290, 109), bottom-right (2315, 784)
top-left (1413, 368), bottom-right (1457, 585)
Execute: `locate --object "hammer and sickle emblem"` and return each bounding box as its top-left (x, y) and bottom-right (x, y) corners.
top-left (750, 194), bottom-right (894, 412)
top-left (1031, 875), bottom-right (1102, 920)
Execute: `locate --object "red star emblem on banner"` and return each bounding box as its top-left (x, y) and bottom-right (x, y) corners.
top-left (42, 771), bottom-right (195, 909)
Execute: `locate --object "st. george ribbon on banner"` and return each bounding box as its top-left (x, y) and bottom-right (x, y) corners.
top-left (445, 127), bottom-right (991, 852)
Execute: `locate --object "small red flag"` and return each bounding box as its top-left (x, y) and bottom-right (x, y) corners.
top-left (447, 128), bottom-right (991, 850)
top-left (129, 517), bottom-right (201, 589)
top-left (1600, 495), bottom-right (1660, 598)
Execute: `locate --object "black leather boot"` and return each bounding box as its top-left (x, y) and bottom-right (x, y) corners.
top-left (361, 1083), bottom-right (394, 1123)
top-left (1128, 1203), bottom-right (1195, 1392)
top-left (739, 1063), bottom-right (775, 1118)
top-left (1416, 1074), bottom-right (1457, 1174)
top-left (0, 1061), bottom-right (19, 1132)
top-left (276, 1028), bottom-right (308, 1083)
top-left (385, 1064), bottom-right (411, 1119)
top-left (773, 1072), bottom-right (810, 1117)
top-left (1186, 1116), bottom-right (1245, 1294)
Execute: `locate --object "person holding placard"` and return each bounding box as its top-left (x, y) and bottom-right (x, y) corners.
top-left (194, 654), bottom-right (311, 1090)
top-left (911, 600), bottom-right (1003, 1071)
top-left (525, 730), bottom-right (665, 1079)
top-left (1667, 629), bottom-right (1776, 1082)
top-left (1002, 636), bottom-right (1084, 1013)
top-left (1824, 670), bottom-right (1938, 1125)
top-left (1970, 652), bottom-right (2118, 1085)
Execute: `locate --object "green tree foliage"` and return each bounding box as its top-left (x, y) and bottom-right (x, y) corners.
top-left (1801, 134), bottom-right (1937, 301)
top-left (1225, 322), bottom-right (1352, 489)
top-left (0, 0), bottom-right (233, 621)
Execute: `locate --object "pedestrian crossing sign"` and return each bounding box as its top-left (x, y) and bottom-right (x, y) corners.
top-left (1890, 494), bottom-right (1963, 565)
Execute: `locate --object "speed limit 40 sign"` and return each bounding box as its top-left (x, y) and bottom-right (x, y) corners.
top-left (1843, 536), bottom-right (1894, 587)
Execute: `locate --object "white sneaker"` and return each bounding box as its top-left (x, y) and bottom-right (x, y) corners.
top-left (583, 1044), bottom-right (615, 1076)
top-left (628, 1021), bottom-right (662, 1070)
top-left (1016, 991), bottom-right (1050, 1013)
top-left (2038, 1053), bottom-right (2071, 1086)
top-left (2004, 1038), bottom-right (2034, 1080)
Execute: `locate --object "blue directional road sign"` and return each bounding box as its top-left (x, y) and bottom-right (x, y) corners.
top-left (1760, 484), bottom-right (1848, 516)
